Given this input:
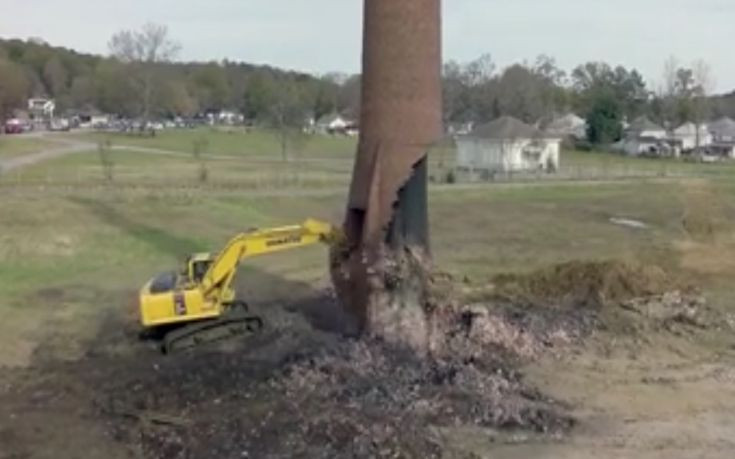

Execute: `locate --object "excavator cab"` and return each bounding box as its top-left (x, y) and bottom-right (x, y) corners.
top-left (186, 253), bottom-right (213, 284)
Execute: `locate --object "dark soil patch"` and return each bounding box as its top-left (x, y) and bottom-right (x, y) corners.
top-left (34, 287), bottom-right (66, 302)
top-left (0, 289), bottom-right (573, 459)
top-left (3, 262), bottom-right (716, 458)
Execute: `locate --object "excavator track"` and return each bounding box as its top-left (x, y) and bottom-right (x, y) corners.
top-left (162, 303), bottom-right (264, 353)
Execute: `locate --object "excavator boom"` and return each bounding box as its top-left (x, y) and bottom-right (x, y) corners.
top-left (200, 219), bottom-right (338, 298)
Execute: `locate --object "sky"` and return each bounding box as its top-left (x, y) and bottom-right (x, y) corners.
top-left (1, 0), bottom-right (734, 93)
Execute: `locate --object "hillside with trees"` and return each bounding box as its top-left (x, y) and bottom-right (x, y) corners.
top-left (0, 27), bottom-right (348, 126)
top-left (0, 24), bottom-right (731, 146)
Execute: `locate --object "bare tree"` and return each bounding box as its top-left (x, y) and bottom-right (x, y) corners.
top-left (268, 78), bottom-right (310, 162)
top-left (463, 53), bottom-right (495, 87)
top-left (661, 57), bottom-right (715, 150)
top-left (692, 59), bottom-right (715, 151)
top-left (192, 136), bottom-right (209, 183)
top-left (109, 23), bottom-right (181, 123)
top-left (662, 57), bottom-right (679, 98)
top-left (97, 138), bottom-right (114, 182)
top-left (657, 56), bottom-right (680, 127)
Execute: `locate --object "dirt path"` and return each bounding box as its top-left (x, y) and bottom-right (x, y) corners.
top-left (0, 135), bottom-right (94, 173)
top-left (472, 349), bottom-right (735, 459)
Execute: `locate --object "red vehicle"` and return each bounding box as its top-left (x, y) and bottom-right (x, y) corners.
top-left (4, 119), bottom-right (24, 134)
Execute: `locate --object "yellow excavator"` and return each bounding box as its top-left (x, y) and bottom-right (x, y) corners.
top-left (138, 219), bottom-right (341, 352)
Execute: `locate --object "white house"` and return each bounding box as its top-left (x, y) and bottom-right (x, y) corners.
top-left (544, 113), bottom-right (587, 139)
top-left (627, 116), bottom-right (667, 139)
top-left (314, 113), bottom-right (355, 135)
top-left (672, 122), bottom-right (712, 151)
top-left (27, 98), bottom-right (55, 120)
top-left (622, 117), bottom-right (668, 156)
top-left (447, 121), bottom-right (474, 136)
top-left (90, 114), bottom-right (110, 126)
top-left (708, 117), bottom-right (735, 142)
top-left (456, 116), bottom-right (561, 173)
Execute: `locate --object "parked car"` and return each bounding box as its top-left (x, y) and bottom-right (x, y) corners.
top-left (4, 119), bottom-right (24, 134)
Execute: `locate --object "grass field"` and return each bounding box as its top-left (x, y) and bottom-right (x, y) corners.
top-left (8, 148), bottom-right (354, 188)
top-left (4, 129), bottom-right (735, 457)
top-left (0, 128), bottom-right (355, 187)
top-left (72, 127), bottom-right (357, 158)
top-left (3, 176), bottom-right (735, 364)
top-left (563, 148), bottom-right (735, 178)
top-left (7, 128), bottom-right (735, 189)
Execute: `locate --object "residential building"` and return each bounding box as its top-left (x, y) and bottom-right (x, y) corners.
top-left (314, 113), bottom-right (358, 136)
top-left (27, 98), bottom-right (55, 120)
top-left (543, 113), bottom-right (587, 140)
top-left (708, 117), bottom-right (735, 142)
top-left (672, 122), bottom-right (712, 151)
top-left (622, 117), bottom-right (670, 156)
top-left (455, 116), bottom-right (561, 173)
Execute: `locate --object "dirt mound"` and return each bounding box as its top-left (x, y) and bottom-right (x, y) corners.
top-left (493, 260), bottom-right (682, 309)
top-left (472, 260), bottom-right (724, 350)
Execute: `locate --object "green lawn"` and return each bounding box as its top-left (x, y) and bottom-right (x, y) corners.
top-left (73, 127), bottom-right (357, 159)
top-left (561, 149), bottom-right (735, 178)
top-left (16, 128), bottom-right (735, 189)
top-left (0, 180), bottom-right (699, 302)
top-left (4, 127), bottom-right (735, 365)
top-left (4, 127), bottom-right (730, 188)
top-left (10, 148), bottom-right (354, 188)
top-left (3, 176), bottom-right (735, 365)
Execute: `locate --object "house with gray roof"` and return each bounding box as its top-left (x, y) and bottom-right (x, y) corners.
top-left (622, 116), bottom-right (671, 156)
top-left (312, 113), bottom-right (358, 136)
top-left (708, 117), bottom-right (735, 142)
top-left (673, 122), bottom-right (712, 151)
top-left (706, 117), bottom-right (735, 158)
top-left (543, 113), bottom-right (587, 139)
top-left (455, 116), bottom-right (561, 174)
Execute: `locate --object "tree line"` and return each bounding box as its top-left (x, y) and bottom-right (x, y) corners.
top-left (0, 25), bottom-right (357, 128)
top-left (442, 54), bottom-right (730, 143)
top-left (1, 24), bottom-right (734, 144)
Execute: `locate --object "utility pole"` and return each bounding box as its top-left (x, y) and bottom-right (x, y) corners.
top-left (333, 0), bottom-right (443, 349)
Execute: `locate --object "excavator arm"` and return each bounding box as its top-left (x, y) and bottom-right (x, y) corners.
top-left (199, 219), bottom-right (341, 302)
